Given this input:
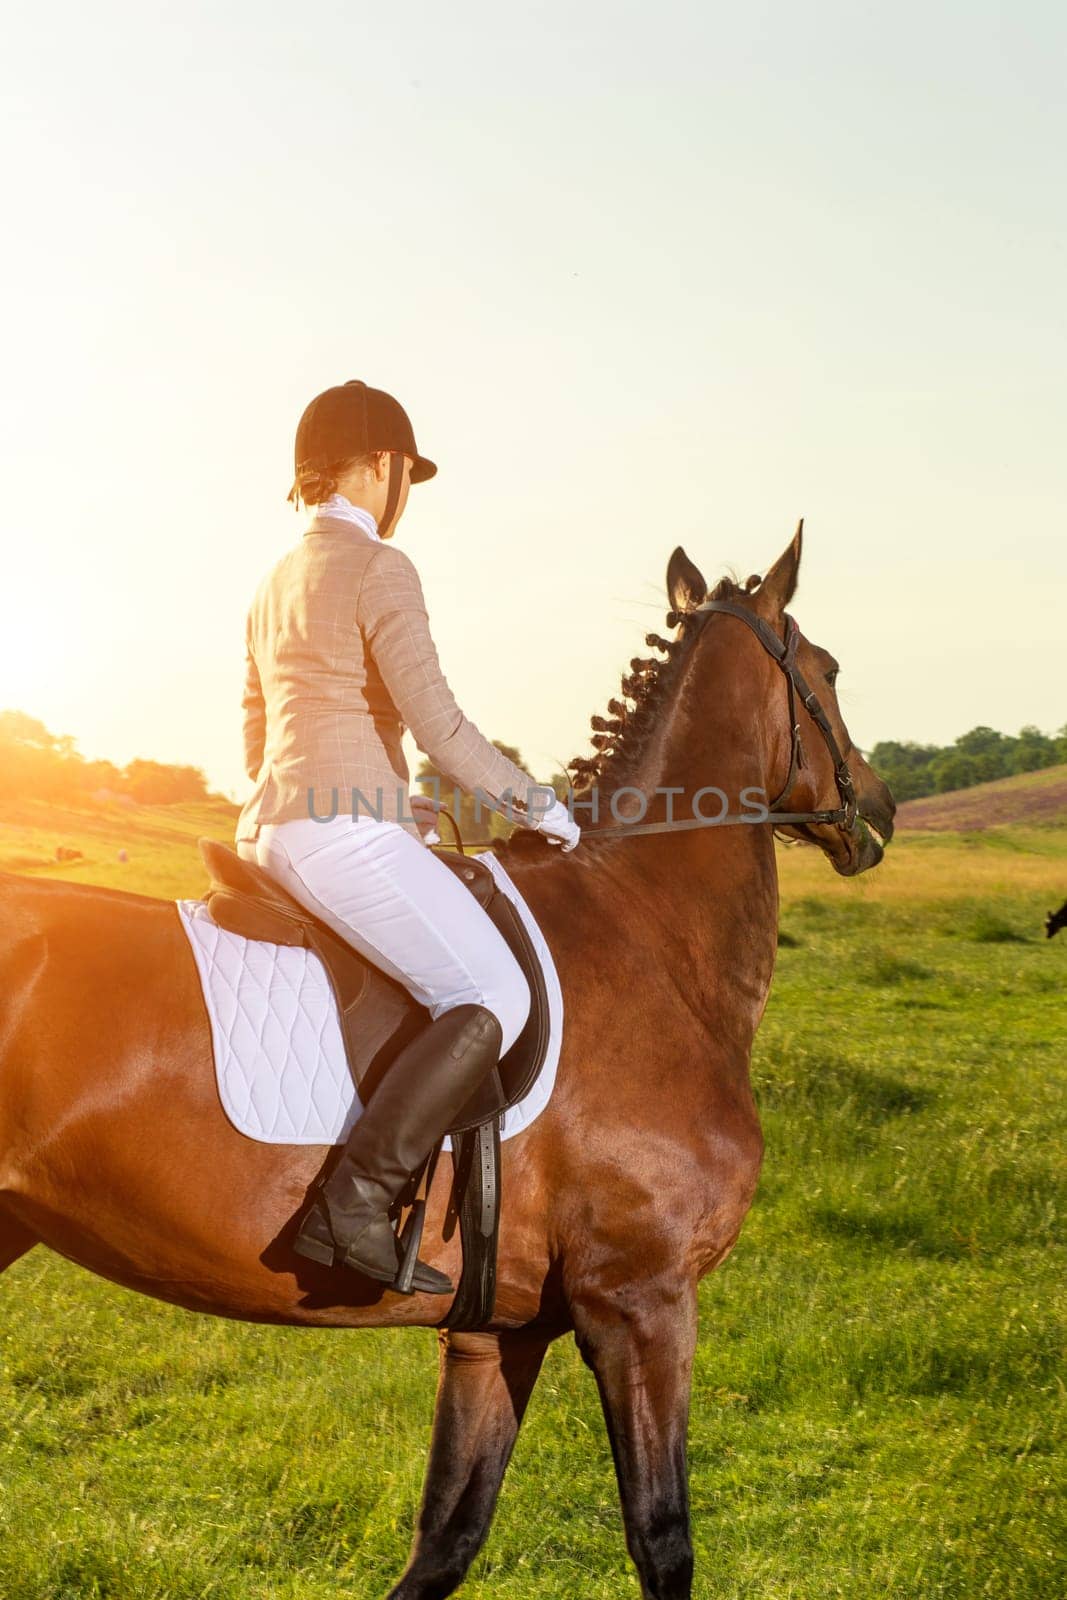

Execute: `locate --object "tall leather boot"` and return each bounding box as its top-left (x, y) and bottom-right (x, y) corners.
top-left (292, 1003), bottom-right (503, 1295)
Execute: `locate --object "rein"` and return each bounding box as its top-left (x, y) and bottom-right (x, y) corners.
top-left (580, 600), bottom-right (858, 842)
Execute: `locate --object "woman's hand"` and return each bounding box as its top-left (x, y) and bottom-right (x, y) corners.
top-left (410, 794), bottom-right (442, 845)
top-left (536, 797), bottom-right (581, 853)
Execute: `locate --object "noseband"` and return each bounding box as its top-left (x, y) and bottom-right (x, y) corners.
top-left (580, 600), bottom-right (858, 841)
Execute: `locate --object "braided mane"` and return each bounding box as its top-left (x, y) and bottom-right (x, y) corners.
top-left (562, 574), bottom-right (743, 795)
top-left (496, 572), bottom-right (750, 858)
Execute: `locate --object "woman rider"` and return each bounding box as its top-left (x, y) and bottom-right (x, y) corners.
top-left (236, 380), bottom-right (579, 1297)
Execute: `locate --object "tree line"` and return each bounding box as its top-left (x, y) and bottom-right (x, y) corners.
top-left (869, 723), bottom-right (1067, 802)
top-left (0, 711), bottom-right (211, 805)
top-left (3, 709), bottom-right (1063, 815)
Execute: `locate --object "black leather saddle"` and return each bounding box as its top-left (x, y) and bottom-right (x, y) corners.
top-left (196, 838), bottom-right (551, 1137)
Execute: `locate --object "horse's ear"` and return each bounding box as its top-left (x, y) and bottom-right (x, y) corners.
top-left (666, 547), bottom-right (708, 616)
top-left (757, 519), bottom-right (804, 614)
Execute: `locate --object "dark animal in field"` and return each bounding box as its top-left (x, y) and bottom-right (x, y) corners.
top-left (1046, 899), bottom-right (1067, 938)
top-left (0, 528), bottom-right (895, 1598)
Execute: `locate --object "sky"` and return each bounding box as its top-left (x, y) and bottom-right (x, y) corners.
top-left (1, 1), bottom-right (1064, 800)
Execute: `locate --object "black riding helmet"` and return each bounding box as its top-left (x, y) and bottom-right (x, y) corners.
top-left (290, 379), bottom-right (437, 531)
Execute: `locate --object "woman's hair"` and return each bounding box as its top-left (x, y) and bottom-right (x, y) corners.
top-left (288, 452), bottom-right (379, 508)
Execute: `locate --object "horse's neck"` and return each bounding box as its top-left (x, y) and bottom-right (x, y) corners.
top-left (610, 744), bottom-right (781, 1033)
top-left (627, 623), bottom-right (785, 824)
top-left (563, 629), bottom-right (783, 1080)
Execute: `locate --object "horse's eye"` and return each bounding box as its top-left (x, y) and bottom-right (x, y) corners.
top-left (826, 667), bottom-right (839, 688)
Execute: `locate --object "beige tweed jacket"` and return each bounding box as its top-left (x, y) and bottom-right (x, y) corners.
top-left (236, 515), bottom-right (547, 843)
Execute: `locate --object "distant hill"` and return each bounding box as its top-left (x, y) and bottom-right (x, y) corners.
top-left (894, 764), bottom-right (1067, 832)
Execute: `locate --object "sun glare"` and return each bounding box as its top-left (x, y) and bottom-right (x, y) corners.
top-left (0, 598), bottom-right (66, 710)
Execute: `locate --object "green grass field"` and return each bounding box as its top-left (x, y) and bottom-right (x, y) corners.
top-left (0, 799), bottom-right (1064, 1598)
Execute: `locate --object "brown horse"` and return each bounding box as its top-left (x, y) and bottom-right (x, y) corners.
top-left (0, 528), bottom-right (894, 1599)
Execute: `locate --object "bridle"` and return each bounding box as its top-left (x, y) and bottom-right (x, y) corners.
top-left (580, 599), bottom-right (858, 841)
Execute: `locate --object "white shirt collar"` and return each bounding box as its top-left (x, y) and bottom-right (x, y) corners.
top-left (307, 494), bottom-right (380, 541)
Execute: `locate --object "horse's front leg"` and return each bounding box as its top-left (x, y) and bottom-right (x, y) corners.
top-left (386, 1326), bottom-right (551, 1600)
top-left (572, 1279), bottom-right (698, 1600)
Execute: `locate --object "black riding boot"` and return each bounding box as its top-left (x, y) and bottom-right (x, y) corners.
top-left (292, 1003), bottom-right (503, 1295)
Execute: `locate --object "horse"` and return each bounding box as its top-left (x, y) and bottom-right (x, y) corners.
top-left (0, 526), bottom-right (895, 1599)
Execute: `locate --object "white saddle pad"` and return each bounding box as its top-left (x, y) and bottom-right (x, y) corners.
top-left (177, 853), bottom-right (562, 1147)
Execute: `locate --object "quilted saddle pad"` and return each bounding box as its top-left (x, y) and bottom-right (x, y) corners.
top-left (177, 852), bottom-right (562, 1146)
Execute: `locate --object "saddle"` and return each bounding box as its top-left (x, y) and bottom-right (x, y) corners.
top-left (197, 838), bottom-right (551, 1328)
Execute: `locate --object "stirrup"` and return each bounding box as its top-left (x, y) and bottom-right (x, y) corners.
top-left (292, 1196), bottom-right (452, 1296)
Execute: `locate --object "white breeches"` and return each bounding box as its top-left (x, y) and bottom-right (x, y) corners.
top-left (236, 815), bottom-right (531, 1055)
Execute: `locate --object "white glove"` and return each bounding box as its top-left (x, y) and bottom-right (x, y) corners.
top-left (535, 796), bottom-right (581, 853)
top-left (409, 794), bottom-right (442, 845)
